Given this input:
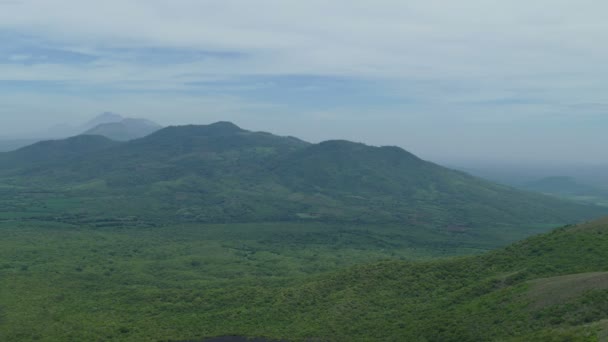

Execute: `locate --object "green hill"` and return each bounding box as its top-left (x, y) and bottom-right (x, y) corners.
top-left (241, 217), bottom-right (608, 341)
top-left (0, 121), bottom-right (604, 229)
top-left (1, 215), bottom-right (606, 341)
top-left (1, 121), bottom-right (607, 340)
top-left (271, 139), bottom-right (604, 226)
top-left (0, 134), bottom-right (119, 170)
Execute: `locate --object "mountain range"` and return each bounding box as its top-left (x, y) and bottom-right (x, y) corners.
top-left (1, 120), bottom-right (608, 341)
top-left (0, 121), bottom-right (604, 233)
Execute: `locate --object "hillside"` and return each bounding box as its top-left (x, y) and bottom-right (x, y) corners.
top-left (237, 217), bottom-right (608, 341)
top-left (83, 118), bottom-right (162, 141)
top-left (0, 112), bottom-right (131, 152)
top-left (1, 215), bottom-right (606, 341)
top-left (0, 122), bottom-right (604, 229)
top-left (1, 121), bottom-right (607, 341)
top-left (0, 135), bottom-right (120, 170)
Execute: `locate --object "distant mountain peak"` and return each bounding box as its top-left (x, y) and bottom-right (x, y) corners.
top-left (82, 112), bottom-right (124, 130)
top-left (206, 121), bottom-right (243, 132)
top-left (83, 117), bottom-right (162, 141)
top-left (310, 140), bottom-right (420, 161)
top-left (318, 139), bottom-right (363, 147)
top-left (149, 121), bottom-right (245, 140)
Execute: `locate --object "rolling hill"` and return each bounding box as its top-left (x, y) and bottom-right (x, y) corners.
top-left (1, 121), bottom-right (607, 341)
top-left (3, 135), bottom-right (119, 166)
top-left (1, 213), bottom-right (606, 341)
top-left (213, 217), bottom-right (608, 341)
top-left (0, 121), bottom-right (604, 229)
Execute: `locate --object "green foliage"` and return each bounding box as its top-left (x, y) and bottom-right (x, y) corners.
top-left (1, 219), bottom-right (608, 341)
top-left (0, 122), bottom-right (604, 235)
top-left (0, 134), bottom-right (119, 170)
top-left (1, 122), bottom-right (608, 341)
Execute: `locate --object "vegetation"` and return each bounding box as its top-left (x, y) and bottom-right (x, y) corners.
top-left (0, 122), bottom-right (604, 232)
top-left (1, 122), bottom-right (607, 341)
top-left (1, 217), bottom-right (607, 341)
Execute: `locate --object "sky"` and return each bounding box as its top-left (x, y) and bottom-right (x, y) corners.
top-left (0, 0), bottom-right (607, 164)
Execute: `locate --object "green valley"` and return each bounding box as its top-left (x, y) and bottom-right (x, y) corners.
top-left (0, 123), bottom-right (607, 341)
top-left (1, 213), bottom-right (607, 341)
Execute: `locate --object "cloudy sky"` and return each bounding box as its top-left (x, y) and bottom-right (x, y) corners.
top-left (1, 0), bottom-right (607, 163)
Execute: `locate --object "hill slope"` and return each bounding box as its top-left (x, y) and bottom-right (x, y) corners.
top-left (0, 122), bottom-right (604, 228)
top-left (522, 176), bottom-right (608, 208)
top-left (1, 216), bottom-right (606, 341)
top-left (224, 218), bottom-right (608, 341)
top-left (0, 135), bottom-right (120, 169)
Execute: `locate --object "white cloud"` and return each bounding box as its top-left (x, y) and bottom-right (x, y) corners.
top-left (1, 0), bottom-right (606, 79)
top-left (0, 0), bottom-right (607, 163)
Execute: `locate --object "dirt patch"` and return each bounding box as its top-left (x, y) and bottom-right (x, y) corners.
top-left (527, 272), bottom-right (608, 309)
top-left (569, 218), bottom-right (608, 233)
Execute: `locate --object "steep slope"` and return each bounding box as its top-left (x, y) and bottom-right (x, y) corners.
top-left (83, 118), bottom-right (162, 141)
top-left (271, 139), bottom-right (605, 226)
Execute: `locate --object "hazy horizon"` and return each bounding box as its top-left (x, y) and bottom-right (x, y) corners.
top-left (1, 1), bottom-right (607, 164)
